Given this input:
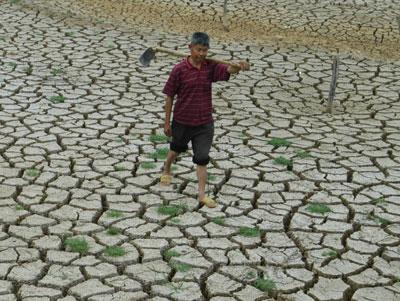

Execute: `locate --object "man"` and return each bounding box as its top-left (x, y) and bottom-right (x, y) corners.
top-left (160, 32), bottom-right (249, 208)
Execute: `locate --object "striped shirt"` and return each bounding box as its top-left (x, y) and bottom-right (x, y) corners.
top-left (163, 57), bottom-right (230, 126)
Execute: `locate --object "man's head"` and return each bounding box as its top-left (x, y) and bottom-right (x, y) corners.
top-left (190, 32), bottom-right (210, 48)
top-left (189, 32), bottom-right (209, 65)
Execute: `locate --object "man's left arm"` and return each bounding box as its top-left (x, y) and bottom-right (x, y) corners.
top-left (227, 61), bottom-right (250, 74)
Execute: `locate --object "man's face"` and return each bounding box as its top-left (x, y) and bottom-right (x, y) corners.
top-left (189, 44), bottom-right (209, 64)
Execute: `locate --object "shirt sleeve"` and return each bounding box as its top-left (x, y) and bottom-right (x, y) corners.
top-left (212, 63), bottom-right (230, 82)
top-left (162, 65), bottom-right (179, 97)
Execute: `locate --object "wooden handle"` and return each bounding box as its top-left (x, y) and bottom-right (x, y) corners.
top-left (154, 46), bottom-right (241, 68)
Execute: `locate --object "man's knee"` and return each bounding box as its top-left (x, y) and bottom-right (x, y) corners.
top-left (193, 155), bottom-right (210, 166)
top-left (170, 142), bottom-right (188, 153)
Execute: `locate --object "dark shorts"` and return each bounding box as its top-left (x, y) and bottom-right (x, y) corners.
top-left (170, 120), bottom-right (214, 166)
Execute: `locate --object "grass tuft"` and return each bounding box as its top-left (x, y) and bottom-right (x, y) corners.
top-left (170, 262), bottom-right (192, 272)
top-left (114, 165), bottom-right (126, 171)
top-left (15, 204), bottom-right (24, 211)
top-left (157, 204), bottom-right (187, 217)
top-left (51, 68), bottom-right (64, 76)
top-left (254, 277), bottom-right (276, 292)
top-left (211, 217), bottom-right (225, 225)
top-left (106, 210), bottom-right (124, 218)
top-left (24, 66), bottom-right (33, 75)
top-left (49, 95), bottom-right (65, 103)
top-left (268, 138), bottom-right (291, 147)
top-left (164, 249), bottom-right (181, 261)
top-left (170, 218), bottom-right (181, 224)
top-left (296, 150), bottom-right (311, 158)
top-left (26, 169), bottom-right (40, 177)
top-left (238, 226), bottom-right (261, 237)
top-left (106, 227), bottom-right (121, 236)
top-left (65, 238), bottom-right (89, 254)
top-left (322, 249), bottom-right (339, 257)
top-left (207, 173), bottom-right (216, 181)
top-left (369, 197), bottom-right (386, 205)
top-left (147, 147), bottom-right (169, 160)
top-left (140, 162), bottom-right (156, 169)
top-left (306, 203), bottom-right (332, 215)
top-left (104, 246), bottom-right (125, 257)
top-left (273, 156), bottom-right (293, 167)
top-left (149, 134), bottom-right (169, 143)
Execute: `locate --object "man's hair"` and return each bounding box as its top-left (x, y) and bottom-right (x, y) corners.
top-left (191, 32), bottom-right (210, 47)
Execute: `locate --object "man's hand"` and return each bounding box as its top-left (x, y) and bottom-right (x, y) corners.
top-left (228, 61), bottom-right (250, 74)
top-left (164, 121), bottom-right (172, 137)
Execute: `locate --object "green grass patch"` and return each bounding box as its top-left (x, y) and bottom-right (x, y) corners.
top-left (114, 165), bottom-right (126, 171)
top-left (268, 138), bottom-right (291, 147)
top-left (211, 217), bottom-right (225, 225)
top-left (273, 156), bottom-right (293, 167)
top-left (306, 203), bottom-right (332, 215)
top-left (51, 68), bottom-right (64, 76)
top-left (65, 238), bottom-right (89, 254)
top-left (15, 204), bottom-right (24, 211)
top-left (370, 197), bottom-right (386, 205)
top-left (207, 173), bottom-right (216, 181)
top-left (322, 249), bottom-right (339, 257)
top-left (254, 277), bottom-right (276, 293)
top-left (149, 134), bottom-right (169, 143)
top-left (24, 66), bottom-right (33, 75)
top-left (49, 95), bottom-right (65, 103)
top-left (106, 210), bottom-right (124, 218)
top-left (147, 147), bottom-right (169, 160)
top-left (164, 249), bottom-right (181, 261)
top-left (7, 62), bottom-right (17, 68)
top-left (170, 218), bottom-right (181, 224)
top-left (296, 150), bottom-right (311, 158)
top-left (170, 262), bottom-right (192, 272)
top-left (104, 246), bottom-right (125, 257)
top-left (376, 217), bottom-right (391, 226)
top-left (65, 32), bottom-right (75, 37)
top-left (140, 162), bottom-right (156, 169)
top-left (106, 227), bottom-right (121, 236)
top-left (0, 37), bottom-right (5, 42)
top-left (9, 0), bottom-right (21, 4)
top-left (26, 169), bottom-right (39, 177)
top-left (245, 270), bottom-right (257, 279)
top-left (157, 204), bottom-right (187, 217)
top-left (238, 226), bottom-right (261, 237)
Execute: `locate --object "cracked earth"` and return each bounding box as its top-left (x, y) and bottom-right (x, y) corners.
top-left (0, 0), bottom-right (400, 300)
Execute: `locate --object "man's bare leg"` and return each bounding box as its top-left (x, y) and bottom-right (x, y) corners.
top-left (197, 164), bottom-right (217, 207)
top-left (161, 150), bottom-right (178, 185)
top-left (197, 164), bottom-right (207, 201)
top-left (164, 150), bottom-right (178, 175)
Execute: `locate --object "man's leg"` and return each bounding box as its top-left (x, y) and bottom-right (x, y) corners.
top-left (160, 120), bottom-right (189, 186)
top-left (163, 150), bottom-right (178, 176)
top-left (197, 164), bottom-right (207, 202)
top-left (192, 122), bottom-right (215, 207)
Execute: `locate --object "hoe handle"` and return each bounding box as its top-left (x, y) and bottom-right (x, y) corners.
top-left (155, 46), bottom-right (241, 68)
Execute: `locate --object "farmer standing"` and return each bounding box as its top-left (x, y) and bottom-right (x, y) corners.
top-left (160, 32), bottom-right (249, 208)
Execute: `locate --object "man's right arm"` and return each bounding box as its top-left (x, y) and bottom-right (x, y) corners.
top-left (164, 95), bottom-right (173, 136)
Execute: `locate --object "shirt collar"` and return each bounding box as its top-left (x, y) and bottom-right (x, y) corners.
top-left (185, 56), bottom-right (208, 70)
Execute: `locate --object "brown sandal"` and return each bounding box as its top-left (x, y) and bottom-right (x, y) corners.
top-left (200, 196), bottom-right (217, 208)
top-left (160, 174), bottom-right (172, 186)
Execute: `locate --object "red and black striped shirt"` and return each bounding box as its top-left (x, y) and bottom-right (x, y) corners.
top-left (163, 57), bottom-right (230, 126)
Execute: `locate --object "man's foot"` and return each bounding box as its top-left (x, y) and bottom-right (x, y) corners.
top-left (160, 174), bottom-right (172, 186)
top-left (200, 196), bottom-right (217, 208)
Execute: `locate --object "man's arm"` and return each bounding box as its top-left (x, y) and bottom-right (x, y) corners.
top-left (227, 61), bottom-right (250, 74)
top-left (164, 96), bottom-right (173, 136)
